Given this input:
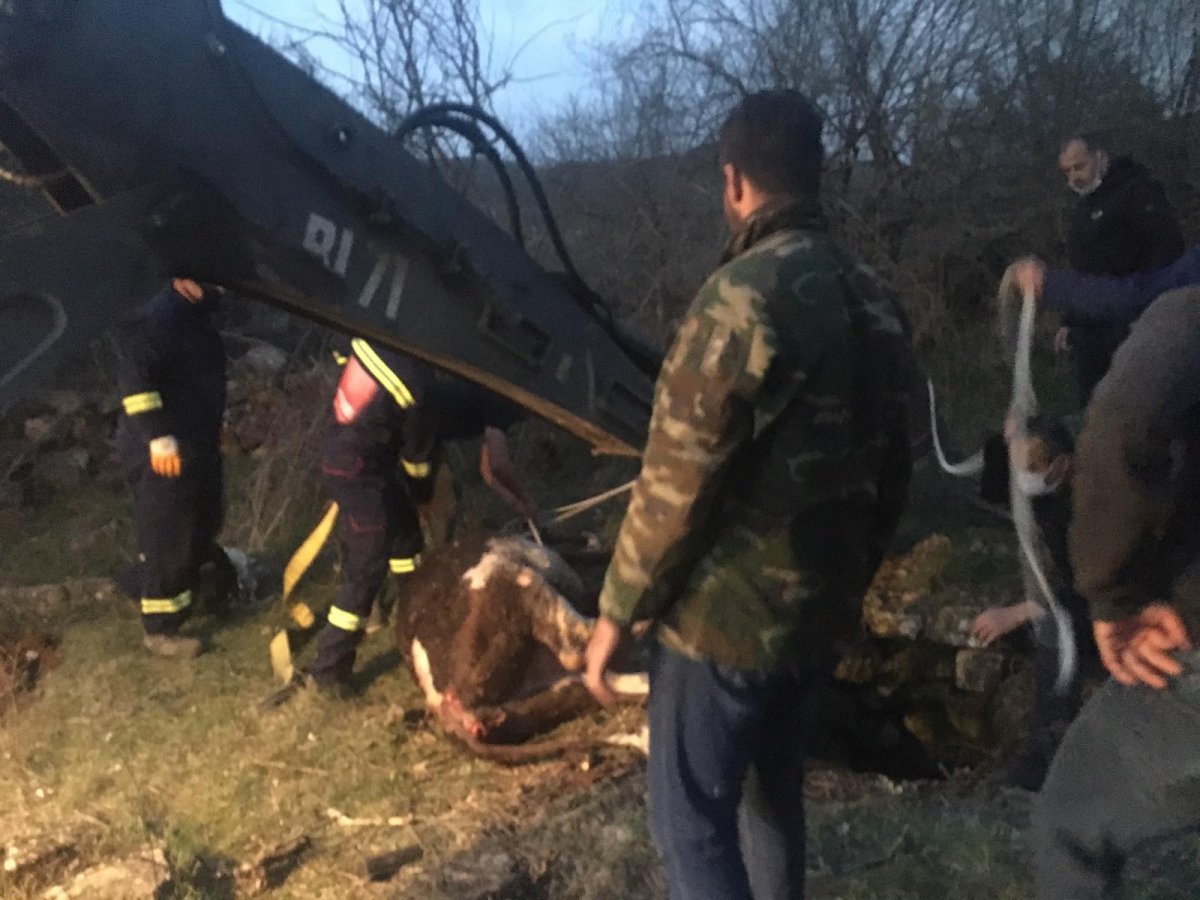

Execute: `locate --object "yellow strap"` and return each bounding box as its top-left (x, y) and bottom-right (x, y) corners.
top-left (403, 459), bottom-right (431, 478)
top-left (141, 590), bottom-right (192, 615)
top-left (269, 629), bottom-right (294, 683)
top-left (123, 391), bottom-right (163, 416)
top-left (328, 606), bottom-right (364, 632)
top-left (282, 502), bottom-right (340, 601)
top-left (289, 602), bottom-right (316, 630)
top-left (351, 338), bottom-right (415, 408)
top-left (389, 555), bottom-right (422, 574)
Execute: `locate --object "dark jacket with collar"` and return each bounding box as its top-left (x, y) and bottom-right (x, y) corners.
top-left (1065, 155), bottom-right (1184, 280)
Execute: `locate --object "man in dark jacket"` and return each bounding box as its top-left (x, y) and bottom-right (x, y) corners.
top-left (1056, 134), bottom-right (1185, 404)
top-left (116, 277), bottom-right (235, 658)
top-left (583, 90), bottom-right (916, 900)
top-left (1032, 285), bottom-right (1200, 898)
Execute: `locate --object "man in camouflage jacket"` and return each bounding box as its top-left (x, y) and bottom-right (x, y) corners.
top-left (584, 90), bottom-right (916, 900)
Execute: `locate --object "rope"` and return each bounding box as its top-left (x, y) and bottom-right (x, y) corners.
top-left (525, 517), bottom-right (543, 547)
top-left (1000, 274), bottom-right (1077, 694)
top-left (926, 379), bottom-right (984, 476)
top-left (547, 479), bottom-right (636, 525)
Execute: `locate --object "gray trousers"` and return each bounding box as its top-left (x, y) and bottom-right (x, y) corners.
top-left (1034, 649), bottom-right (1200, 898)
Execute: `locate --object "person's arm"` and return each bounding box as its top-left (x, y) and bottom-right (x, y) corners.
top-left (1038, 246), bottom-right (1200, 327)
top-left (1069, 305), bottom-right (1200, 623)
top-left (972, 601), bottom-right (1039, 646)
top-left (117, 310), bottom-right (180, 476)
top-left (584, 278), bottom-right (779, 706)
top-left (1070, 410), bottom-right (1169, 624)
top-left (595, 289), bottom-right (773, 629)
top-left (1043, 268), bottom-right (1154, 326)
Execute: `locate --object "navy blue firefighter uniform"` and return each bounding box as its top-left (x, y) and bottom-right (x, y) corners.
top-left (309, 338), bottom-right (437, 686)
top-left (116, 283), bottom-right (231, 637)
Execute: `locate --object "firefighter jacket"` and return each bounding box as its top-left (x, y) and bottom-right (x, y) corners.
top-left (116, 284), bottom-right (225, 454)
top-left (323, 338), bottom-right (439, 498)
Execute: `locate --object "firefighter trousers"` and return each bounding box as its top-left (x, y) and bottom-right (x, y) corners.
top-left (120, 436), bottom-right (227, 636)
top-left (310, 464), bottom-right (423, 685)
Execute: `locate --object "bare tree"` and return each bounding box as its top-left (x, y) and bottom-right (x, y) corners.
top-left (323, 0), bottom-right (511, 128)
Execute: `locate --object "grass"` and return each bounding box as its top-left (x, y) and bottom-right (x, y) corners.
top-left (0, 571), bottom-right (650, 898)
top-left (0, 476), bottom-right (135, 587)
top-left (5, 359), bottom-right (1200, 897)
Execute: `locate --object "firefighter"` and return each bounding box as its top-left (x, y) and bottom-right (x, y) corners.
top-left (291, 338), bottom-right (533, 698)
top-left (116, 277), bottom-right (236, 658)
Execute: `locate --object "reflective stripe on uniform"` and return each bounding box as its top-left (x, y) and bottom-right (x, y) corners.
top-left (403, 459), bottom-right (431, 478)
top-left (389, 555), bottom-right (422, 574)
top-left (351, 338), bottom-right (415, 408)
top-left (123, 391), bottom-right (164, 415)
top-left (141, 590), bottom-right (192, 616)
top-left (328, 605), bottom-right (364, 632)
top-left (331, 350), bottom-right (348, 366)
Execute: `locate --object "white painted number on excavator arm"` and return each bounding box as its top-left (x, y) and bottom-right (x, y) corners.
top-left (303, 213), bottom-right (409, 320)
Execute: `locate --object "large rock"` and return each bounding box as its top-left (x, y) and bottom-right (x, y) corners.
top-left (31, 449), bottom-right (91, 494)
top-left (925, 599), bottom-right (987, 648)
top-left (23, 415), bottom-right (58, 444)
top-left (954, 648), bottom-right (1005, 693)
top-left (0, 580), bottom-right (112, 620)
top-left (862, 533), bottom-right (954, 640)
top-left (833, 641), bottom-right (883, 684)
top-left (240, 344), bottom-right (289, 377)
top-left (431, 843), bottom-right (537, 899)
top-left (36, 390), bottom-right (83, 417)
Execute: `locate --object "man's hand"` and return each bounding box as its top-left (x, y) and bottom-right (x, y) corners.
top-left (972, 603), bottom-right (1034, 646)
top-left (1010, 256), bottom-right (1046, 299)
top-left (584, 616), bottom-right (625, 708)
top-left (1003, 408), bottom-right (1022, 444)
top-left (1053, 326), bottom-right (1072, 356)
top-left (149, 435), bottom-right (182, 478)
top-left (1094, 604), bottom-right (1193, 689)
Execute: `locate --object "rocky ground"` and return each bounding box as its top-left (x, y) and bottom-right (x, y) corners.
top-left (3, 339), bottom-right (1200, 898)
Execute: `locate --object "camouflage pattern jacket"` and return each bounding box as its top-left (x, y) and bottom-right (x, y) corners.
top-left (597, 199), bottom-right (916, 671)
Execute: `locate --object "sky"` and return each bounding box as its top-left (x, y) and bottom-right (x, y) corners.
top-left (224, 0), bottom-right (635, 134)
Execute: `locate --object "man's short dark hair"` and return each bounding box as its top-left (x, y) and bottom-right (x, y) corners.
top-left (718, 90), bottom-right (824, 197)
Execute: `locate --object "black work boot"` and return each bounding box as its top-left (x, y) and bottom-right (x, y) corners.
top-left (261, 670), bottom-right (355, 709)
top-left (143, 633), bottom-right (203, 659)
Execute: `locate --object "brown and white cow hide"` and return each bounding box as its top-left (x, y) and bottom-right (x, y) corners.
top-left (397, 534), bottom-right (646, 750)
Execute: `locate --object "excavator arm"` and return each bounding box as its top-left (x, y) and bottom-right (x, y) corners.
top-left (0, 0), bottom-right (657, 456)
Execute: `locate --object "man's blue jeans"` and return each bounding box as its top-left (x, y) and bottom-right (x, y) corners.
top-left (648, 641), bottom-right (816, 900)
top-left (1034, 649), bottom-right (1200, 898)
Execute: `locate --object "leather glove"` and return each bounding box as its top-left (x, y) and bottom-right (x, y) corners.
top-left (149, 435), bottom-right (182, 478)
